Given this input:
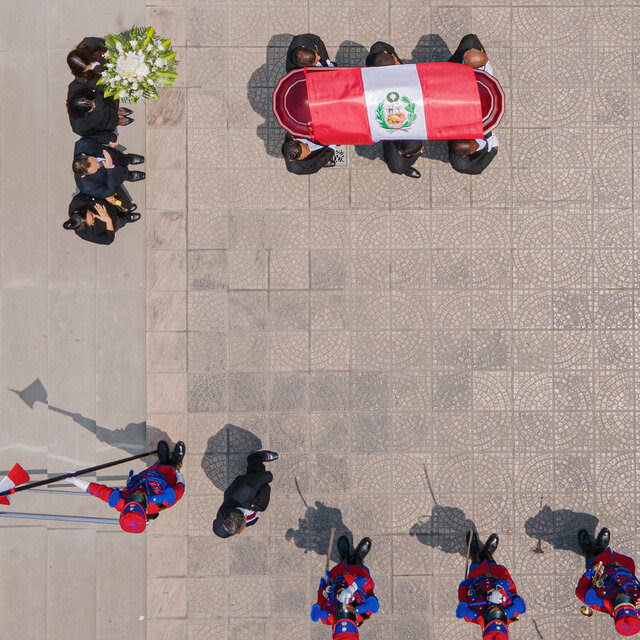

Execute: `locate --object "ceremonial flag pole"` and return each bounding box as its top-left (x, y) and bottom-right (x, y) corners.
top-left (0, 449), bottom-right (157, 500)
top-left (0, 511), bottom-right (119, 525)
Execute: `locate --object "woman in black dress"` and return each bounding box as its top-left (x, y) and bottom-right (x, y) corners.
top-left (66, 36), bottom-right (133, 133)
top-left (63, 193), bottom-right (140, 245)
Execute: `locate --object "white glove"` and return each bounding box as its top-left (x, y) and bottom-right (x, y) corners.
top-left (64, 476), bottom-right (90, 492)
top-left (175, 472), bottom-right (184, 485)
top-left (337, 585), bottom-right (357, 604)
top-left (487, 589), bottom-right (505, 605)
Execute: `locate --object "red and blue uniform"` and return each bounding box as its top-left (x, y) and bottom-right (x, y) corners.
top-left (576, 549), bottom-right (640, 615)
top-left (457, 560), bottom-right (526, 636)
top-left (87, 463), bottom-right (185, 515)
top-left (311, 560), bottom-right (379, 626)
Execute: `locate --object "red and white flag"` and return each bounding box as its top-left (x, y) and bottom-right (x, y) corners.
top-left (305, 62), bottom-right (484, 145)
top-left (0, 463), bottom-right (30, 505)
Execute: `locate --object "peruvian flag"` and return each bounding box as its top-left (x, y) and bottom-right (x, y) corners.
top-left (0, 463), bottom-right (30, 505)
top-left (306, 62), bottom-right (484, 145)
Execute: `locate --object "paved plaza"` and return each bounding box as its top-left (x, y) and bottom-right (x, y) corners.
top-left (1, 1), bottom-right (640, 639)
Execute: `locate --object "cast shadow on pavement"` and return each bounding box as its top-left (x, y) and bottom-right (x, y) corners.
top-left (525, 505), bottom-right (599, 555)
top-left (8, 378), bottom-right (169, 459)
top-left (409, 503), bottom-right (476, 555)
top-left (201, 423), bottom-right (263, 491)
top-left (286, 500), bottom-right (353, 563)
top-left (247, 33), bottom-right (293, 158)
top-left (354, 34), bottom-right (452, 163)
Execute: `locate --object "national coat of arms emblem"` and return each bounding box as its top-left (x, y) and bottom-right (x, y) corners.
top-left (375, 91), bottom-right (417, 132)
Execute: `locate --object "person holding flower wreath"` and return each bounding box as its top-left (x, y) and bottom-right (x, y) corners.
top-left (67, 37), bottom-right (134, 131)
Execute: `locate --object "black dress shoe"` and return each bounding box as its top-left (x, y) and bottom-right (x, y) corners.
top-left (129, 212), bottom-right (141, 223)
top-left (126, 154), bottom-right (145, 165)
top-left (596, 527), bottom-right (610, 554)
top-left (353, 537), bottom-right (372, 565)
top-left (257, 450), bottom-right (278, 462)
top-left (578, 529), bottom-right (594, 558)
top-left (171, 441), bottom-right (186, 468)
top-left (121, 116), bottom-right (134, 126)
top-left (404, 168), bottom-right (421, 179)
top-left (324, 159), bottom-right (336, 168)
top-left (157, 440), bottom-right (170, 465)
top-left (337, 535), bottom-right (351, 563)
top-left (129, 171), bottom-right (146, 181)
top-left (121, 107), bottom-right (134, 116)
top-left (482, 533), bottom-right (499, 561)
top-left (126, 203), bottom-right (137, 214)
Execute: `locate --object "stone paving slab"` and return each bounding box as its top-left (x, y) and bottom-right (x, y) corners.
top-left (143, 2), bottom-right (640, 640)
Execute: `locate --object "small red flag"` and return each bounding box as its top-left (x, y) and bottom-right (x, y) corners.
top-left (0, 463), bottom-right (31, 505)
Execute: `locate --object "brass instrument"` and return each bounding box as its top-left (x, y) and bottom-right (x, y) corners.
top-left (580, 562), bottom-right (605, 617)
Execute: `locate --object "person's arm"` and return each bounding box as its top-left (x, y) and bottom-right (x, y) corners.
top-left (504, 595), bottom-right (526, 620)
top-left (467, 147), bottom-right (498, 175)
top-left (298, 147), bottom-right (335, 175)
top-left (66, 476), bottom-right (124, 508)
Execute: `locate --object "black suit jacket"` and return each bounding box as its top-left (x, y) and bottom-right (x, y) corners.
top-left (448, 136), bottom-right (497, 175)
top-left (74, 138), bottom-right (129, 198)
top-left (212, 469), bottom-right (273, 538)
top-left (67, 83), bottom-right (118, 140)
top-left (286, 33), bottom-right (330, 72)
top-left (283, 134), bottom-right (334, 175)
top-left (365, 41), bottom-right (399, 67)
top-left (448, 34), bottom-right (485, 63)
top-left (68, 193), bottom-right (125, 245)
top-left (382, 141), bottom-right (421, 174)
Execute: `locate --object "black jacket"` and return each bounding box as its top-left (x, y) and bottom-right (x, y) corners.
top-left (382, 141), bottom-right (422, 174)
top-left (283, 134), bottom-right (334, 175)
top-left (286, 33), bottom-right (331, 72)
top-left (74, 138), bottom-right (129, 198)
top-left (212, 469), bottom-right (273, 538)
top-left (448, 136), bottom-right (497, 175)
top-left (365, 41), bottom-right (399, 67)
top-left (67, 83), bottom-right (118, 140)
top-left (448, 34), bottom-right (485, 64)
top-left (67, 193), bottom-right (126, 245)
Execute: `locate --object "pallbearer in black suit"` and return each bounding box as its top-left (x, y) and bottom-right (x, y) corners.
top-left (447, 34), bottom-right (499, 175)
top-left (286, 33), bottom-right (334, 72)
top-left (73, 137), bottom-right (145, 198)
top-left (365, 41), bottom-right (425, 179)
top-left (67, 87), bottom-right (129, 140)
top-left (282, 133), bottom-right (336, 175)
top-left (212, 450), bottom-right (278, 538)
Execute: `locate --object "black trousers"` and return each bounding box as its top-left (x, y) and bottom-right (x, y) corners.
top-left (246, 453), bottom-right (266, 475)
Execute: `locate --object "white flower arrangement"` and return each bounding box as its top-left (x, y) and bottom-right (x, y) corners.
top-left (98, 26), bottom-right (178, 103)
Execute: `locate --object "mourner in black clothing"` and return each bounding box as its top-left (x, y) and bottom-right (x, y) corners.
top-left (67, 36), bottom-right (107, 81)
top-left (286, 33), bottom-right (333, 72)
top-left (281, 134), bottom-right (335, 175)
top-left (448, 136), bottom-right (498, 175)
top-left (212, 451), bottom-right (278, 538)
top-left (365, 41), bottom-right (402, 67)
top-left (382, 140), bottom-right (424, 178)
top-left (63, 193), bottom-right (140, 245)
top-left (66, 87), bottom-right (130, 139)
top-left (73, 138), bottom-right (145, 198)
top-left (365, 41), bottom-right (425, 178)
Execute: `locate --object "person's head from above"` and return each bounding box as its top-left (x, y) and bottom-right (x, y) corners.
top-left (451, 139), bottom-right (480, 157)
top-left (222, 508), bottom-right (246, 536)
top-left (282, 138), bottom-right (311, 161)
top-left (372, 51), bottom-right (400, 66)
top-left (463, 48), bottom-right (488, 69)
top-left (72, 154), bottom-right (100, 177)
top-left (66, 45), bottom-right (104, 80)
top-left (67, 88), bottom-right (96, 119)
top-left (396, 140), bottom-right (424, 157)
top-left (119, 493), bottom-right (148, 534)
top-left (294, 46), bottom-right (319, 67)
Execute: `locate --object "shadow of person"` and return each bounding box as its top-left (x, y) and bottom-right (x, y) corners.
top-left (409, 504), bottom-right (476, 555)
top-left (525, 505), bottom-right (599, 554)
top-left (8, 378), bottom-right (170, 458)
top-left (285, 500), bottom-right (353, 563)
top-left (247, 33), bottom-right (293, 157)
top-left (201, 423), bottom-right (263, 491)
